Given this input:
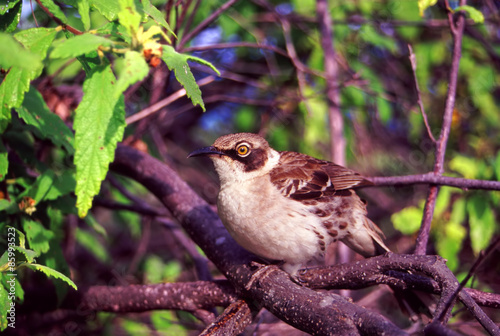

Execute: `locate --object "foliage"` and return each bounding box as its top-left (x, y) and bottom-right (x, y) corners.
top-left (0, 0), bottom-right (216, 332)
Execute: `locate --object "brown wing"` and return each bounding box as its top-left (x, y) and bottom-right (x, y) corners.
top-left (270, 151), bottom-right (372, 200)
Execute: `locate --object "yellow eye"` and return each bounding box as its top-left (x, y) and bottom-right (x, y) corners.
top-left (236, 144), bottom-right (250, 156)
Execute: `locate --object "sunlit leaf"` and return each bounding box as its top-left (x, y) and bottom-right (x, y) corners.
top-left (418, 0), bottom-right (438, 16)
top-left (22, 219), bottom-right (54, 255)
top-left (455, 5), bottom-right (485, 23)
top-left (467, 195), bottom-right (495, 255)
top-left (114, 50), bottom-right (150, 98)
top-left (51, 34), bottom-right (113, 59)
top-left (74, 64), bottom-right (126, 217)
top-left (161, 46), bottom-right (219, 111)
top-left (22, 263), bottom-right (77, 290)
top-left (391, 206), bottom-right (423, 235)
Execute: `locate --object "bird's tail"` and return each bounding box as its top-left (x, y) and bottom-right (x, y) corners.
top-left (341, 216), bottom-right (390, 258)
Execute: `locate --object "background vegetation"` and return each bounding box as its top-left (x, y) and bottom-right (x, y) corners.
top-left (0, 0), bottom-right (499, 334)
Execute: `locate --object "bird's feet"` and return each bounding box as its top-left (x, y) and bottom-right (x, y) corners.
top-left (245, 261), bottom-right (281, 290)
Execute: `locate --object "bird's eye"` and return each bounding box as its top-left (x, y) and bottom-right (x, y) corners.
top-left (236, 144), bottom-right (250, 157)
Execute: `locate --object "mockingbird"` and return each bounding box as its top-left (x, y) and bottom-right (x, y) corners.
top-left (189, 132), bottom-right (389, 276)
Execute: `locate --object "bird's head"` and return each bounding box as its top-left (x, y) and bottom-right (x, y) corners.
top-left (188, 133), bottom-right (280, 184)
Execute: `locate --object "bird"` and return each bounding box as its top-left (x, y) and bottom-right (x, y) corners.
top-left (188, 132), bottom-right (390, 277)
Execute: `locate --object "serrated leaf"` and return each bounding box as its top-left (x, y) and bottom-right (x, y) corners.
top-left (0, 283), bottom-right (9, 331)
top-left (13, 246), bottom-right (37, 264)
top-left (467, 195), bottom-right (495, 255)
top-left (391, 206), bottom-right (423, 235)
top-left (142, 0), bottom-right (175, 36)
top-left (0, 82), bottom-right (11, 133)
top-left (51, 34), bottom-right (113, 59)
top-left (74, 64), bottom-right (126, 218)
top-left (118, 0), bottom-right (142, 37)
top-left (22, 219), bottom-right (54, 254)
top-left (0, 139), bottom-right (7, 181)
top-left (0, 28), bottom-right (56, 133)
top-left (418, 0), bottom-right (438, 16)
top-left (0, 0), bottom-right (22, 33)
top-left (39, 0), bottom-right (68, 24)
top-left (0, 32), bottom-right (41, 74)
top-left (161, 46), bottom-right (220, 111)
top-left (0, 0), bottom-right (20, 14)
top-left (114, 50), bottom-right (149, 98)
top-left (455, 5), bottom-right (484, 23)
top-left (78, 0), bottom-right (91, 31)
top-left (90, 0), bottom-right (120, 21)
top-left (22, 263), bottom-right (77, 290)
top-left (15, 85), bottom-right (74, 154)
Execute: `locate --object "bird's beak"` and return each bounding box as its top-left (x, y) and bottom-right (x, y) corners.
top-left (188, 146), bottom-right (226, 158)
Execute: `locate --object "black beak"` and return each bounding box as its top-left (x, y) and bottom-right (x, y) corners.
top-left (188, 146), bottom-right (226, 158)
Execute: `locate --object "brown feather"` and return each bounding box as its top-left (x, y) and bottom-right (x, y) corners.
top-left (270, 151), bottom-right (372, 200)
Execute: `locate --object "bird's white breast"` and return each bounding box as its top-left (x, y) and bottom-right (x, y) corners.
top-left (217, 175), bottom-right (326, 265)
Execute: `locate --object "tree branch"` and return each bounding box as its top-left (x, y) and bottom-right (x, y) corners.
top-left (414, 5), bottom-right (468, 255)
top-left (367, 173), bottom-right (500, 191)
top-left (35, 0), bottom-right (83, 35)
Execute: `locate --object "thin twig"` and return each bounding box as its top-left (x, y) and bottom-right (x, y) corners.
top-left (183, 41), bottom-right (289, 57)
top-left (281, 19), bottom-right (313, 116)
top-left (35, 0), bottom-right (83, 35)
top-left (408, 44), bottom-right (436, 143)
top-left (178, 0), bottom-right (239, 50)
top-left (125, 76), bottom-right (215, 125)
top-left (438, 236), bottom-right (500, 321)
top-left (414, 2), bottom-right (467, 255)
top-left (367, 173), bottom-right (500, 191)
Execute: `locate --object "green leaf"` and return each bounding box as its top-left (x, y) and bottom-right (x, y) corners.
top-left (435, 198), bottom-right (466, 271)
top-left (22, 263), bottom-right (77, 290)
top-left (74, 64), bottom-right (126, 217)
top-left (0, 0), bottom-right (20, 14)
top-left (418, 0), bottom-right (438, 16)
top-left (39, 0), bottom-right (68, 24)
top-left (13, 246), bottom-right (37, 264)
top-left (455, 5), bottom-right (485, 23)
top-left (359, 26), bottom-right (397, 53)
top-left (21, 170), bottom-right (56, 203)
top-left (15, 85), bottom-right (74, 154)
top-left (391, 206), bottom-right (423, 235)
top-left (161, 46), bottom-right (219, 111)
top-left (51, 34), bottom-right (113, 59)
top-left (78, 0), bottom-right (91, 31)
top-left (142, 0), bottom-right (175, 36)
top-left (449, 155), bottom-right (478, 179)
top-left (22, 219), bottom-right (54, 255)
top-left (114, 50), bottom-right (149, 98)
top-left (0, 139), bottom-right (7, 182)
top-left (0, 283), bottom-right (9, 331)
top-left (90, 0), bottom-right (120, 21)
top-left (118, 0), bottom-right (142, 37)
top-left (0, 32), bottom-right (41, 73)
top-left (0, 28), bottom-right (56, 133)
top-left (0, 0), bottom-right (22, 33)
top-left (467, 195), bottom-right (495, 255)
top-left (75, 228), bottom-right (109, 262)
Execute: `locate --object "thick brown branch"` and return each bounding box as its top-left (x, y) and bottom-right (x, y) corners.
top-left (111, 144), bottom-right (406, 335)
top-left (200, 300), bottom-right (253, 336)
